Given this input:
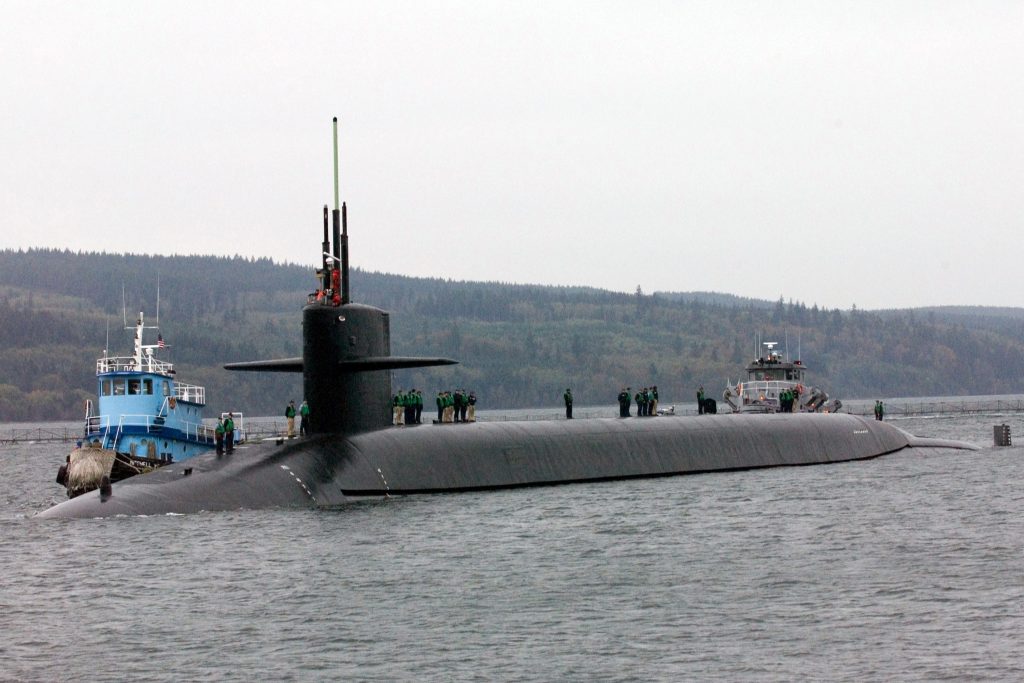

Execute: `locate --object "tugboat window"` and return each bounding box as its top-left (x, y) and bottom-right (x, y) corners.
top-left (128, 379), bottom-right (141, 395)
top-left (102, 380), bottom-right (112, 396)
top-left (162, 381), bottom-right (170, 397)
top-left (143, 379), bottom-right (153, 395)
top-left (113, 380), bottom-right (126, 396)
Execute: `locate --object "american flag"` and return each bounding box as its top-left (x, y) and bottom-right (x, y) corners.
top-left (157, 334), bottom-right (165, 349)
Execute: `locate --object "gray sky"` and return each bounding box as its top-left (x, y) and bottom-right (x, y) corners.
top-left (2, 1), bottom-right (1021, 310)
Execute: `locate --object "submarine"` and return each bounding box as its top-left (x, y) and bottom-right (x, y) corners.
top-left (38, 119), bottom-right (977, 520)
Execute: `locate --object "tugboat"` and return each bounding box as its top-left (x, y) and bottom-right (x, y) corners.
top-left (55, 311), bottom-right (242, 498)
top-left (722, 342), bottom-right (841, 414)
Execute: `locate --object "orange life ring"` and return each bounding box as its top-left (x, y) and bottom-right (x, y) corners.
top-left (168, 397), bottom-right (177, 409)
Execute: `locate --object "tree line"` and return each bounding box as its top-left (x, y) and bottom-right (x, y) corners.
top-left (1, 248), bottom-right (1023, 422)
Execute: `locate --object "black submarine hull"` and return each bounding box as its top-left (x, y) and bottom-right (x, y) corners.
top-left (36, 413), bottom-right (975, 519)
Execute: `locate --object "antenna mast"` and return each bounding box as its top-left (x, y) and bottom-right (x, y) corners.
top-left (333, 117), bottom-right (340, 213)
top-left (330, 118), bottom-right (342, 304)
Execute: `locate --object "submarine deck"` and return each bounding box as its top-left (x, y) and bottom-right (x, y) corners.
top-left (37, 413), bottom-right (977, 519)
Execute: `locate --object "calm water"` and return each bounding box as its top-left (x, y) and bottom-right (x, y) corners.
top-left (2, 411), bottom-right (1023, 682)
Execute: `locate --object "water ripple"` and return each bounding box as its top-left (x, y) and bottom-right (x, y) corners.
top-left (2, 416), bottom-right (1023, 680)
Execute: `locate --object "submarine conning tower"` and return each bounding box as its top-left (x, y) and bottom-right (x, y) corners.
top-left (225, 117), bottom-right (456, 434)
top-left (303, 302), bottom-right (391, 434)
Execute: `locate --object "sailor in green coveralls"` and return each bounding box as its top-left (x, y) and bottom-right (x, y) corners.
top-left (285, 400), bottom-right (297, 437)
top-left (299, 399), bottom-right (310, 435)
top-left (223, 413), bottom-right (235, 453)
top-left (215, 418), bottom-right (225, 455)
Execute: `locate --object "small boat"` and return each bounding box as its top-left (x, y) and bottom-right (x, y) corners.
top-left (55, 311), bottom-right (243, 498)
top-left (722, 342), bottom-right (841, 414)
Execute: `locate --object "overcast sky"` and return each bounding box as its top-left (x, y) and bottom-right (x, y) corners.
top-left (2, 1), bottom-right (1021, 310)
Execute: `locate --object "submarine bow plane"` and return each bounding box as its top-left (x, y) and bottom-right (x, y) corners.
top-left (38, 119), bottom-right (977, 519)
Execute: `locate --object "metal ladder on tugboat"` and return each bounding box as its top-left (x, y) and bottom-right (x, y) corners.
top-left (111, 418), bottom-right (125, 453)
top-left (151, 397), bottom-right (171, 433)
top-left (84, 399), bottom-right (111, 445)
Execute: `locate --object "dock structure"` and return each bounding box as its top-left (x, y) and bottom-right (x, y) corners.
top-left (841, 397), bottom-right (1024, 419)
top-left (0, 426), bottom-right (83, 446)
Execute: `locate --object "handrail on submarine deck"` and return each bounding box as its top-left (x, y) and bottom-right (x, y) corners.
top-left (472, 398), bottom-right (1024, 421)
top-left (4, 398), bottom-right (1024, 445)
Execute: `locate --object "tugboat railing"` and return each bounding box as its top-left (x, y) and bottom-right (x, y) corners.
top-left (737, 380), bottom-right (801, 398)
top-left (84, 414), bottom-right (217, 449)
top-left (85, 414), bottom-right (113, 443)
top-left (97, 355), bottom-right (174, 375)
top-left (174, 382), bottom-right (206, 405)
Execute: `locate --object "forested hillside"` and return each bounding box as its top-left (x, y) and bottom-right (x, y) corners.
top-left (1, 248), bottom-right (1023, 421)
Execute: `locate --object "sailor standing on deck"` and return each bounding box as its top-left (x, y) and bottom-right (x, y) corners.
top-left (697, 386), bottom-right (705, 415)
top-left (444, 391), bottom-right (455, 423)
top-left (453, 389), bottom-right (463, 423)
top-left (393, 391), bottom-right (404, 425)
top-left (215, 418), bottom-right (225, 455)
top-left (224, 413), bottom-right (235, 453)
top-left (299, 400), bottom-right (309, 436)
top-left (285, 400), bottom-right (297, 437)
top-left (618, 388), bottom-right (632, 417)
top-left (564, 388), bottom-right (573, 419)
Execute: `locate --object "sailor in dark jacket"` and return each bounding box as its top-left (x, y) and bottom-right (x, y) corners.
top-left (618, 388), bottom-right (632, 417)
